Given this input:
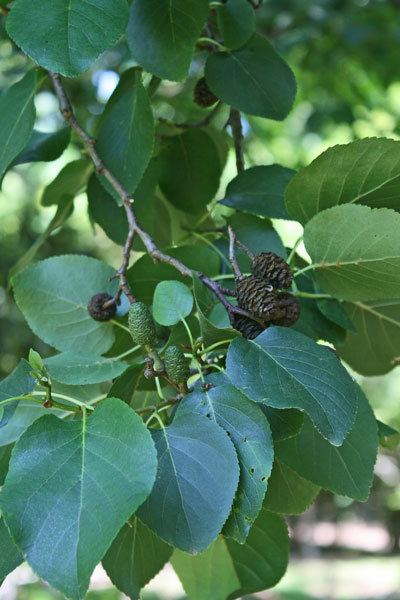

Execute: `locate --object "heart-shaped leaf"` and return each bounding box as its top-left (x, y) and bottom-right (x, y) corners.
top-left (137, 412), bottom-right (240, 553)
top-left (0, 69), bottom-right (36, 179)
top-left (103, 518), bottom-right (173, 600)
top-left (12, 255), bottom-right (119, 354)
top-left (285, 138), bottom-right (400, 224)
top-left (1, 398), bottom-right (157, 600)
top-left (220, 165), bottom-right (295, 220)
top-left (205, 34), bottom-right (296, 120)
top-left (6, 0), bottom-right (129, 76)
top-left (177, 384), bottom-right (274, 543)
top-left (276, 387), bottom-right (378, 501)
top-left (171, 508), bottom-right (289, 600)
top-left (226, 328), bottom-right (358, 446)
top-left (303, 204), bottom-right (400, 301)
top-left (127, 0), bottom-right (209, 81)
top-left (44, 351), bottom-right (128, 385)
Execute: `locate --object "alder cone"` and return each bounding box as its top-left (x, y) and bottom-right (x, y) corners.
top-left (232, 314), bottom-right (266, 340)
top-left (194, 77), bottom-right (218, 108)
top-left (236, 276), bottom-right (285, 321)
top-left (251, 252), bottom-right (293, 290)
top-left (87, 293), bottom-right (116, 322)
top-left (271, 292), bottom-right (300, 327)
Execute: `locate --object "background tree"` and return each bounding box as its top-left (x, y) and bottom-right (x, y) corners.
top-left (0, 1), bottom-right (399, 599)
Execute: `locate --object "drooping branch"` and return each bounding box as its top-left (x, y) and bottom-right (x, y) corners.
top-left (49, 72), bottom-right (265, 327)
top-left (229, 108), bottom-right (244, 173)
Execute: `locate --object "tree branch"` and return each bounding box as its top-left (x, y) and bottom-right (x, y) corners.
top-left (228, 226), bottom-right (242, 279)
top-left (229, 108), bottom-right (244, 173)
top-left (49, 72), bottom-right (264, 327)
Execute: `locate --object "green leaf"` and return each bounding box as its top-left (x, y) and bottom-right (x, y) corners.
top-left (0, 69), bottom-right (36, 179)
top-left (6, 0), bottom-right (129, 77)
top-left (177, 384), bottom-right (274, 543)
top-left (276, 387), bottom-right (378, 501)
top-left (336, 300), bottom-right (400, 375)
top-left (44, 351), bottom-right (128, 385)
top-left (128, 246), bottom-right (220, 304)
top-left (8, 196), bottom-right (74, 282)
top-left (171, 508), bottom-right (289, 600)
top-left (0, 359), bottom-right (36, 431)
top-left (377, 420), bottom-right (400, 451)
top-left (205, 33), bottom-right (296, 120)
top-left (107, 364), bottom-right (144, 406)
top-left (28, 349), bottom-right (44, 373)
top-left (285, 138), bottom-right (400, 224)
top-left (159, 129), bottom-right (224, 214)
top-left (220, 165), bottom-right (295, 220)
top-left (97, 68), bottom-right (154, 198)
top-left (216, 0), bottom-right (256, 50)
top-left (12, 127), bottom-right (70, 166)
top-left (172, 536), bottom-right (240, 600)
top-left (0, 401), bottom-right (50, 447)
top-left (137, 412), bottom-right (240, 553)
top-left (1, 398), bottom-right (157, 600)
top-left (127, 0), bottom-right (209, 81)
top-left (226, 328), bottom-right (358, 446)
top-left (12, 255), bottom-right (119, 355)
top-left (263, 459), bottom-right (320, 515)
top-left (303, 205), bottom-right (400, 301)
top-left (103, 518), bottom-right (173, 600)
top-left (292, 297), bottom-right (346, 345)
top-left (192, 276), bottom-right (239, 347)
top-left (41, 159), bottom-right (93, 207)
top-left (260, 407), bottom-right (304, 441)
top-left (316, 297), bottom-right (356, 332)
top-left (0, 444), bottom-right (13, 485)
top-left (0, 518), bottom-right (23, 582)
top-left (153, 280), bottom-right (193, 326)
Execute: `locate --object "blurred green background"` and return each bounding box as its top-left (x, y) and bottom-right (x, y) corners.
top-left (1, 0), bottom-right (399, 598)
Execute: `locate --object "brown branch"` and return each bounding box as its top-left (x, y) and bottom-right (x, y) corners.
top-left (228, 226), bottom-right (242, 279)
top-left (229, 108), bottom-right (244, 173)
top-left (175, 101), bottom-right (222, 129)
top-left (49, 71), bottom-right (265, 327)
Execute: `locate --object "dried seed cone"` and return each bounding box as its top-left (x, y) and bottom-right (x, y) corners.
top-left (251, 252), bottom-right (293, 290)
top-left (233, 315), bottom-right (266, 340)
top-left (128, 301), bottom-right (156, 346)
top-left (271, 293), bottom-right (300, 327)
top-left (87, 293), bottom-right (116, 322)
top-left (164, 346), bottom-right (190, 385)
top-left (194, 77), bottom-right (218, 108)
top-left (236, 276), bottom-right (286, 321)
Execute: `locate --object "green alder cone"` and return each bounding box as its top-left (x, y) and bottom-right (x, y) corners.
top-left (164, 345), bottom-right (190, 385)
top-left (128, 301), bottom-right (157, 346)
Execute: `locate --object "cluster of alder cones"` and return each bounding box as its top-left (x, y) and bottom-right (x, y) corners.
top-left (233, 252), bottom-right (300, 340)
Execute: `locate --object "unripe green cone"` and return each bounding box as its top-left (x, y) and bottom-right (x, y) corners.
top-left (164, 346), bottom-right (190, 385)
top-left (128, 302), bottom-right (156, 346)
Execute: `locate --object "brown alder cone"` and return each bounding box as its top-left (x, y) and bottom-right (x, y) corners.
top-left (194, 77), bottom-right (218, 108)
top-left (87, 293), bottom-right (116, 321)
top-left (251, 252), bottom-right (293, 290)
top-left (271, 293), bottom-right (300, 327)
top-left (232, 314), bottom-right (266, 339)
top-left (235, 276), bottom-right (286, 321)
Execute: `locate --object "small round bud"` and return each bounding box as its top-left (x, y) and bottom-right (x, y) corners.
top-left (87, 293), bottom-right (116, 322)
